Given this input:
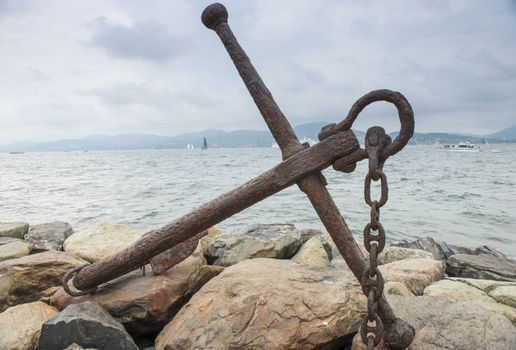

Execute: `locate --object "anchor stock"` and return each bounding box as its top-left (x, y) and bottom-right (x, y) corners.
top-left (67, 130), bottom-right (359, 291)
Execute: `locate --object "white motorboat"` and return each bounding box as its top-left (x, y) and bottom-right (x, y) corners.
top-left (442, 141), bottom-right (480, 152)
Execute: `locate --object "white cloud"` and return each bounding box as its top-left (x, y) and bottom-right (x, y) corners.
top-left (0, 0), bottom-right (515, 144)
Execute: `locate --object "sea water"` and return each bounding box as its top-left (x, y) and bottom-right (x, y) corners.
top-left (1, 144), bottom-right (515, 258)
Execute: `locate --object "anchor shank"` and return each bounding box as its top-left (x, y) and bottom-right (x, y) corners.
top-left (72, 131), bottom-right (359, 290)
top-left (204, 8), bottom-right (303, 159)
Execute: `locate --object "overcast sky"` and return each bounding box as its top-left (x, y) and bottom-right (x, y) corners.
top-left (0, 0), bottom-right (515, 144)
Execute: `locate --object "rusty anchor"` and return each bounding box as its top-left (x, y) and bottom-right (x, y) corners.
top-left (62, 3), bottom-right (416, 348)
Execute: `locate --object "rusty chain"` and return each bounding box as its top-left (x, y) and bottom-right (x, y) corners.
top-left (360, 126), bottom-right (391, 349)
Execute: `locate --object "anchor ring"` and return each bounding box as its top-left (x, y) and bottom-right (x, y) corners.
top-left (62, 264), bottom-right (98, 297)
top-left (319, 89), bottom-right (415, 163)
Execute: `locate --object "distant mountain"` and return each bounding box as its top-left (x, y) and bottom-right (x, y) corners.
top-left (409, 132), bottom-right (489, 145)
top-left (293, 121), bottom-right (366, 140)
top-left (1, 123), bottom-right (515, 152)
top-left (171, 129), bottom-right (272, 148)
top-left (293, 121), bottom-right (328, 138)
top-left (29, 134), bottom-right (175, 152)
top-left (484, 125), bottom-right (516, 141)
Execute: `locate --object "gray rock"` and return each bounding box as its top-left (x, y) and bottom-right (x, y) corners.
top-left (446, 253), bottom-right (516, 281)
top-left (51, 247), bottom-right (222, 336)
top-left (451, 276), bottom-right (516, 293)
top-left (0, 238), bottom-right (32, 262)
top-left (0, 237), bottom-right (22, 245)
top-left (475, 245), bottom-right (508, 261)
top-left (352, 295), bottom-right (516, 349)
top-left (203, 224), bottom-right (308, 266)
top-left (0, 222), bottom-right (29, 239)
top-left (392, 237), bottom-right (452, 260)
top-left (392, 237), bottom-right (507, 263)
top-left (155, 258), bottom-right (366, 350)
top-left (489, 286), bottom-right (516, 309)
top-left (64, 223), bottom-right (143, 263)
top-left (0, 251), bottom-right (87, 311)
top-left (291, 235), bottom-right (332, 267)
top-left (378, 246), bottom-right (434, 265)
top-left (379, 258), bottom-right (444, 295)
top-left (0, 301), bottom-right (59, 350)
top-left (25, 221), bottom-right (73, 252)
top-left (384, 281), bottom-right (415, 297)
top-left (37, 301), bottom-right (138, 350)
top-left (424, 278), bottom-right (516, 324)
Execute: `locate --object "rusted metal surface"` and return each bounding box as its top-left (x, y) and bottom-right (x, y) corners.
top-left (68, 130), bottom-right (359, 291)
top-left (360, 127), bottom-right (389, 348)
top-left (63, 3), bottom-right (416, 348)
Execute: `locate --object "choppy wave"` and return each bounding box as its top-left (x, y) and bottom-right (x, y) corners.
top-left (1, 144), bottom-right (515, 258)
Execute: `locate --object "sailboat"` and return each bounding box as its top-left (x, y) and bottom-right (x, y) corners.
top-left (201, 137), bottom-right (208, 150)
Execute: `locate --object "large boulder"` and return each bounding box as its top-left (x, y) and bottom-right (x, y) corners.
top-left (63, 223), bottom-right (143, 263)
top-left (0, 238), bottom-right (32, 262)
top-left (0, 301), bottom-right (59, 350)
top-left (0, 222), bottom-right (29, 239)
top-left (379, 258), bottom-right (444, 295)
top-left (423, 278), bottom-right (516, 324)
top-left (203, 224), bottom-right (310, 267)
top-left (0, 251), bottom-right (87, 311)
top-left (446, 253), bottom-right (516, 281)
top-left (155, 258), bottom-right (366, 350)
top-left (291, 235), bottom-right (332, 267)
top-left (25, 221), bottom-right (73, 252)
top-left (37, 301), bottom-right (138, 350)
top-left (351, 295), bottom-right (516, 349)
top-left (52, 247), bottom-right (223, 336)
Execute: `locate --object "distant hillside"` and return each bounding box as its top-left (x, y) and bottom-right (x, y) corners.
top-left (1, 123), bottom-right (514, 152)
top-left (485, 125), bottom-right (516, 141)
top-left (409, 132), bottom-right (492, 145)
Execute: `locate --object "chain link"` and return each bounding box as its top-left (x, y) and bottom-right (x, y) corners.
top-left (361, 127), bottom-right (389, 349)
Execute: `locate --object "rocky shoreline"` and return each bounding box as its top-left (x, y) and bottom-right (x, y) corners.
top-left (0, 221), bottom-right (515, 349)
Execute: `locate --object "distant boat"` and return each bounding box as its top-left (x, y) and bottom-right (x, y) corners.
top-left (201, 137), bottom-right (208, 150)
top-left (9, 151), bottom-right (24, 154)
top-left (186, 143), bottom-right (195, 150)
top-left (483, 138), bottom-right (489, 145)
top-left (442, 141), bottom-right (480, 152)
